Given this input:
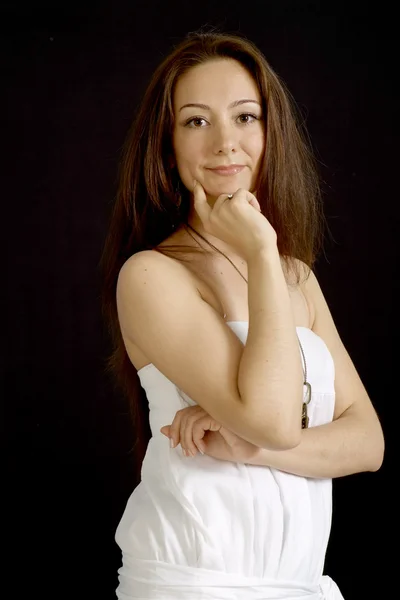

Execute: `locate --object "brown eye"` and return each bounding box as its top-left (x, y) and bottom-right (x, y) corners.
top-left (185, 117), bottom-right (207, 128)
top-left (237, 113), bottom-right (258, 124)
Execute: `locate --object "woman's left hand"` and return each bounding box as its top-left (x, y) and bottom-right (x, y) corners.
top-left (160, 405), bottom-right (262, 463)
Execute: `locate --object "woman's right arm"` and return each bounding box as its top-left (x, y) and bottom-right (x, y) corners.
top-left (117, 249), bottom-right (301, 450)
top-left (238, 248), bottom-right (303, 447)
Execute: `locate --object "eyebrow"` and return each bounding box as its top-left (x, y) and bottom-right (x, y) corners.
top-left (179, 99), bottom-right (261, 112)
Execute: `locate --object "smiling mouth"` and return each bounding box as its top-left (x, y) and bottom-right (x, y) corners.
top-left (207, 165), bottom-right (245, 176)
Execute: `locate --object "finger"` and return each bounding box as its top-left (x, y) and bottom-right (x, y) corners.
top-left (248, 196), bottom-right (261, 212)
top-left (192, 420), bottom-right (208, 454)
top-left (160, 425), bottom-right (171, 437)
top-left (231, 189), bottom-right (261, 212)
top-left (182, 414), bottom-right (202, 457)
top-left (193, 180), bottom-right (211, 225)
top-left (192, 416), bottom-right (222, 453)
top-left (169, 411), bottom-right (184, 448)
top-left (183, 407), bottom-right (208, 456)
top-left (211, 192), bottom-right (236, 214)
top-left (180, 413), bottom-right (195, 456)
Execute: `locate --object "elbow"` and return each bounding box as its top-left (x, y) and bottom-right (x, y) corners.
top-left (270, 409), bottom-right (303, 450)
top-left (369, 459), bottom-right (383, 473)
top-left (369, 420), bottom-right (385, 471)
top-left (272, 432), bottom-right (301, 451)
top-left (368, 452), bottom-right (384, 472)
top-left (369, 436), bottom-right (385, 472)
top-left (259, 423), bottom-right (302, 451)
top-left (268, 438), bottom-right (300, 451)
top-left (240, 398), bottom-right (303, 450)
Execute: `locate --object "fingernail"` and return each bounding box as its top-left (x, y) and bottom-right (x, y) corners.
top-left (193, 179), bottom-right (197, 188)
top-left (170, 438), bottom-right (175, 448)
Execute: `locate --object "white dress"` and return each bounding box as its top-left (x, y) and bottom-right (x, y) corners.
top-left (115, 323), bottom-right (345, 600)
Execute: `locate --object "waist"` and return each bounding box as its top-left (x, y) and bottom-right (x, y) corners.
top-left (117, 556), bottom-right (342, 600)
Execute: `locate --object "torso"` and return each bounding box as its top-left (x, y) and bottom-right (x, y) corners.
top-left (125, 227), bottom-right (314, 372)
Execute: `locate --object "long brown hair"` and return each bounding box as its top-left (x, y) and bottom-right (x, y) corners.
top-left (99, 30), bottom-right (325, 470)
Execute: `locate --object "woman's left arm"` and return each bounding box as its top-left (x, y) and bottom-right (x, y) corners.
top-left (162, 270), bottom-right (385, 478)
top-left (249, 407), bottom-right (383, 477)
top-left (250, 269), bottom-right (385, 478)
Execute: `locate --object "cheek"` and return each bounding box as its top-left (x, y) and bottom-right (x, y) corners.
top-left (174, 134), bottom-right (202, 168)
top-left (247, 133), bottom-right (265, 184)
top-left (172, 140), bottom-right (196, 188)
top-left (248, 130), bottom-right (265, 159)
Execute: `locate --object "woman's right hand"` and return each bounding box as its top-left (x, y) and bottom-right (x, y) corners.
top-left (193, 180), bottom-right (277, 262)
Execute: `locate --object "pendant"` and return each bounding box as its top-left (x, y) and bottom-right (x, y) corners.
top-left (302, 381), bottom-right (312, 429)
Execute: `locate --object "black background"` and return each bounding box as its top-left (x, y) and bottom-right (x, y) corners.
top-left (3, 1), bottom-right (396, 598)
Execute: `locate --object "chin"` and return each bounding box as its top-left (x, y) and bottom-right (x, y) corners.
top-left (204, 182), bottom-right (252, 197)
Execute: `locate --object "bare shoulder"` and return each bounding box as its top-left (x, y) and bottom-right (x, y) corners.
top-left (115, 248), bottom-right (281, 448)
top-left (296, 259), bottom-right (316, 328)
top-left (120, 248), bottom-right (193, 282)
top-left (119, 248), bottom-right (209, 313)
top-left (117, 249), bottom-right (200, 367)
top-left (116, 248), bottom-right (230, 365)
top-left (281, 258), bottom-right (315, 328)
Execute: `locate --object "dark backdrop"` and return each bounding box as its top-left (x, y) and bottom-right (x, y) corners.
top-left (3, 1), bottom-right (396, 598)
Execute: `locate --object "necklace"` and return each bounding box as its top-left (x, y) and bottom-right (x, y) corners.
top-left (185, 223), bottom-right (312, 429)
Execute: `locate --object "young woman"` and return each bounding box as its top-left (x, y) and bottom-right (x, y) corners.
top-left (100, 30), bottom-right (384, 599)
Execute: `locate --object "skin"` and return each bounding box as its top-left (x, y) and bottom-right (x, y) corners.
top-left (160, 268), bottom-right (386, 478)
top-left (160, 57), bottom-right (385, 477)
top-left (172, 57), bottom-right (265, 255)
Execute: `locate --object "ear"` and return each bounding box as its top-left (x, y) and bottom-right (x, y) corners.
top-left (168, 155), bottom-right (175, 169)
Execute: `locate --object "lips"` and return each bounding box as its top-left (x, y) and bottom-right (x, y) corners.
top-left (207, 165), bottom-right (245, 176)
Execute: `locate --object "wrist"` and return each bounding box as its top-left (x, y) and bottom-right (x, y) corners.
top-left (246, 447), bottom-right (270, 466)
top-left (247, 246), bottom-right (281, 268)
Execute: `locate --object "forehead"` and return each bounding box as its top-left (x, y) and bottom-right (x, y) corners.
top-left (173, 58), bottom-right (260, 107)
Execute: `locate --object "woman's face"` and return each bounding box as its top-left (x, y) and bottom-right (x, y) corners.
top-left (172, 58), bottom-right (265, 202)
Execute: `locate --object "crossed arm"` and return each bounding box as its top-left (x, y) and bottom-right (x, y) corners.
top-left (161, 270), bottom-right (384, 479)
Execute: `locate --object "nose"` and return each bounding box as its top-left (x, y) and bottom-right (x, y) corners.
top-left (211, 122), bottom-right (238, 155)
